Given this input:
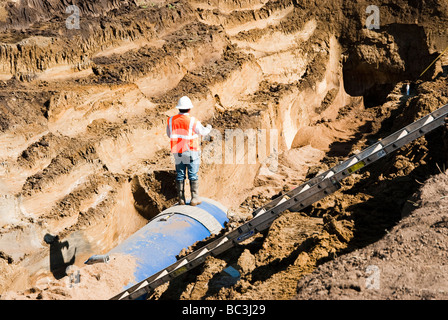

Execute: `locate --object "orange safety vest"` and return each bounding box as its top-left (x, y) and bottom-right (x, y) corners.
top-left (168, 114), bottom-right (200, 153)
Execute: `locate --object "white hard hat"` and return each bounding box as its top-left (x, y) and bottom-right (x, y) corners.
top-left (176, 96), bottom-right (194, 109)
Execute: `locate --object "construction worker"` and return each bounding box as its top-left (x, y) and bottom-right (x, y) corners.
top-left (166, 96), bottom-right (212, 206)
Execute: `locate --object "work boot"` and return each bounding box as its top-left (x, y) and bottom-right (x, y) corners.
top-left (189, 180), bottom-right (202, 206)
top-left (176, 180), bottom-right (186, 205)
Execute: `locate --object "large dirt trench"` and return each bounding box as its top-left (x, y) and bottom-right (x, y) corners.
top-left (0, 0), bottom-right (447, 300)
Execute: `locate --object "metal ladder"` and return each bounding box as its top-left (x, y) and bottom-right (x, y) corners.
top-left (110, 103), bottom-right (448, 300)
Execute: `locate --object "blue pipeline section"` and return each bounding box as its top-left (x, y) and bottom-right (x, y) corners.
top-left (103, 198), bottom-right (228, 291)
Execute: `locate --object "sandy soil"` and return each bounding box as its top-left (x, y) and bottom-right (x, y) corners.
top-left (295, 172), bottom-right (448, 300)
top-left (0, 0), bottom-right (447, 300)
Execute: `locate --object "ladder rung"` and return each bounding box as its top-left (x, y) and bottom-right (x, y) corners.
top-left (111, 104), bottom-right (448, 300)
top-left (217, 237), bottom-right (229, 246)
top-left (275, 197), bottom-right (287, 207)
top-left (422, 115), bottom-right (434, 125)
top-left (347, 157), bottom-right (359, 166)
top-left (432, 109), bottom-right (446, 118)
top-left (324, 171), bottom-right (334, 179)
top-left (254, 208), bottom-right (266, 218)
top-left (357, 143), bottom-right (383, 160)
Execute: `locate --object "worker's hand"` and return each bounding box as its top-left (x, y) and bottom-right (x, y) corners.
top-left (206, 124), bottom-right (212, 131)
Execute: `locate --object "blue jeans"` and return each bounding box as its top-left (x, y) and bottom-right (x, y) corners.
top-left (173, 152), bottom-right (200, 181)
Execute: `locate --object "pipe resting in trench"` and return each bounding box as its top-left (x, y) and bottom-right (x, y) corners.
top-left (85, 198), bottom-right (229, 295)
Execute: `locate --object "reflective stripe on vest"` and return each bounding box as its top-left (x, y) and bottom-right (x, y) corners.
top-left (168, 114), bottom-right (199, 153)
